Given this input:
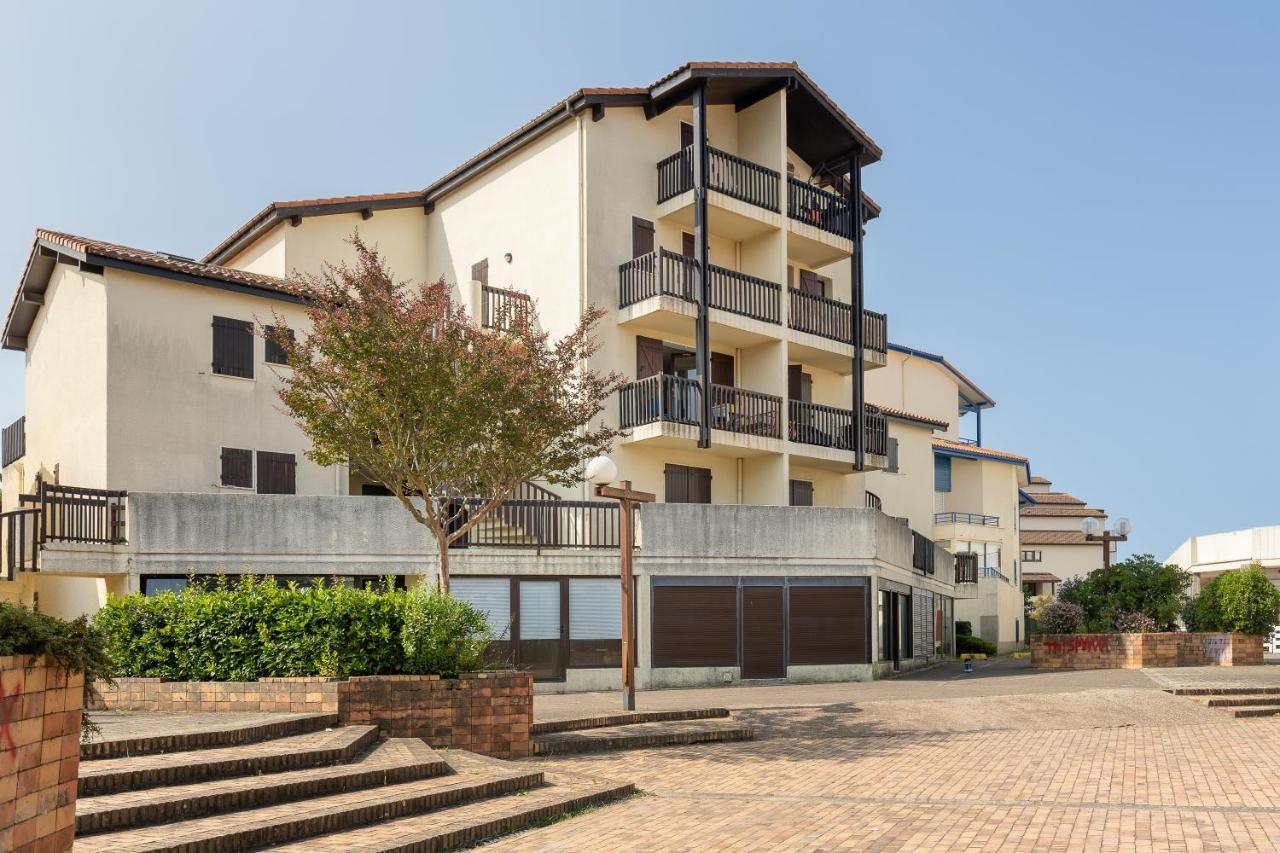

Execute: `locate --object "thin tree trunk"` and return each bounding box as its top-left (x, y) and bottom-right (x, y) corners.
top-left (436, 531), bottom-right (451, 594)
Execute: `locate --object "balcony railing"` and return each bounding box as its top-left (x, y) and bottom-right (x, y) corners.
top-left (1, 508), bottom-right (39, 581)
top-left (455, 499), bottom-right (620, 550)
top-left (656, 146), bottom-right (781, 212)
top-left (787, 401), bottom-right (888, 456)
top-left (480, 285), bottom-right (531, 330)
top-left (934, 512), bottom-right (999, 527)
top-left (788, 289), bottom-right (888, 353)
top-left (619, 249), bottom-right (781, 325)
top-left (954, 552), bottom-right (978, 584)
top-left (912, 530), bottom-right (936, 575)
top-left (788, 176), bottom-right (854, 239)
top-left (21, 481), bottom-right (127, 544)
top-left (2, 416), bottom-right (24, 468)
top-left (620, 374), bottom-right (781, 439)
top-left (865, 491), bottom-right (882, 511)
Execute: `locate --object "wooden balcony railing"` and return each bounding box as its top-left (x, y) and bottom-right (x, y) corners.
top-left (934, 512), bottom-right (1000, 527)
top-left (788, 401), bottom-right (888, 456)
top-left (656, 146), bottom-right (781, 212)
top-left (787, 176), bottom-right (854, 239)
top-left (864, 309), bottom-right (888, 354)
top-left (788, 289), bottom-right (888, 353)
top-left (619, 250), bottom-right (781, 325)
top-left (912, 530), bottom-right (936, 575)
top-left (1, 508), bottom-right (39, 581)
top-left (455, 499), bottom-right (620, 550)
top-left (865, 491), bottom-right (883, 511)
top-left (21, 481), bottom-right (127, 544)
top-left (620, 374), bottom-right (781, 439)
top-left (954, 552), bottom-right (979, 584)
top-left (2, 416), bottom-right (24, 468)
top-left (480, 284), bottom-right (531, 330)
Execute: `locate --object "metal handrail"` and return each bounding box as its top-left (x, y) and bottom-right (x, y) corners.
top-left (934, 512), bottom-right (1000, 527)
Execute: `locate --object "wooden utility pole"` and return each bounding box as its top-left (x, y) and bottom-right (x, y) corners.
top-left (595, 480), bottom-right (655, 711)
top-left (1085, 531), bottom-right (1127, 571)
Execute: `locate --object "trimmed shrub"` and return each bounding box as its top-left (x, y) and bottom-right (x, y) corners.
top-left (1057, 555), bottom-right (1190, 632)
top-left (1196, 565), bottom-right (1280, 636)
top-left (1114, 611), bottom-right (1157, 634)
top-left (957, 634), bottom-right (996, 655)
top-left (401, 585), bottom-right (493, 677)
top-left (0, 602), bottom-right (113, 735)
top-left (955, 620), bottom-right (974, 637)
top-left (93, 575), bottom-right (492, 681)
top-left (1037, 600), bottom-right (1086, 635)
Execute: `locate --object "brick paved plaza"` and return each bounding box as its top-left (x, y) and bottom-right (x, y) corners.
top-left (487, 659), bottom-right (1280, 851)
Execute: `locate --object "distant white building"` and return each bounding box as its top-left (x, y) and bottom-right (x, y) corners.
top-left (1166, 526), bottom-right (1280, 651)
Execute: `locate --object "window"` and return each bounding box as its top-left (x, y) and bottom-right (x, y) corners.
top-left (220, 447), bottom-right (253, 488)
top-left (789, 479), bottom-right (814, 507)
top-left (256, 451), bottom-right (296, 495)
top-left (1022, 550), bottom-right (1043, 563)
top-left (934, 455), bottom-right (952, 492)
top-left (212, 316), bottom-right (253, 378)
top-left (631, 217), bottom-right (655, 258)
top-left (471, 259), bottom-right (489, 286)
top-left (664, 464), bottom-right (711, 503)
top-left (264, 326), bottom-right (294, 366)
top-left (569, 578), bottom-right (621, 668)
top-left (886, 437), bottom-right (900, 473)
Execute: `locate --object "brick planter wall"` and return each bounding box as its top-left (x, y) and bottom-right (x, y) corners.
top-left (92, 671), bottom-right (533, 759)
top-left (1, 655), bottom-right (83, 853)
top-left (1031, 632), bottom-right (1263, 669)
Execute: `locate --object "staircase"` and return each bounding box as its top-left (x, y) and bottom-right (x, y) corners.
top-left (75, 715), bottom-right (633, 852)
top-left (1171, 686), bottom-right (1280, 718)
top-left (532, 708), bottom-right (754, 755)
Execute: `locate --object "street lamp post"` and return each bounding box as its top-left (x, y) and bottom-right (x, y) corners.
top-left (586, 455), bottom-right (654, 712)
top-left (1082, 516), bottom-right (1132, 571)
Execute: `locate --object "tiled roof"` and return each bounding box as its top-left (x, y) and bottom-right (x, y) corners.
top-left (932, 438), bottom-right (1028, 464)
top-left (1023, 571), bottom-right (1061, 584)
top-left (1030, 476), bottom-right (1052, 485)
top-left (1027, 492), bottom-right (1087, 506)
top-left (872, 403), bottom-right (948, 430)
top-left (1020, 531), bottom-right (1100, 546)
top-left (1020, 506), bottom-right (1105, 518)
top-left (35, 229), bottom-right (291, 295)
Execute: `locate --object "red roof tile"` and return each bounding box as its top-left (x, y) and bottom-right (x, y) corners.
top-left (932, 438), bottom-right (1028, 464)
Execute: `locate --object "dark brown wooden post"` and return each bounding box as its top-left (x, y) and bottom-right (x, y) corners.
top-left (848, 149), bottom-right (866, 472)
top-left (596, 480), bottom-right (656, 711)
top-left (692, 83), bottom-right (711, 449)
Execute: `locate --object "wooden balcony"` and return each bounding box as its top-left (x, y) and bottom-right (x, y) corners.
top-left (619, 249), bottom-right (780, 326)
top-left (657, 146), bottom-right (780, 213)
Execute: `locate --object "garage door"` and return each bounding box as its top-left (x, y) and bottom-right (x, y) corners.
top-left (788, 586), bottom-right (867, 665)
top-left (652, 585), bottom-right (737, 667)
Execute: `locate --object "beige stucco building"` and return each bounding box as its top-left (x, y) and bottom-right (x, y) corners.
top-left (1019, 476), bottom-right (1112, 588)
top-left (1166, 527), bottom-right (1280, 651)
top-left (1, 61), bottom-right (1026, 685)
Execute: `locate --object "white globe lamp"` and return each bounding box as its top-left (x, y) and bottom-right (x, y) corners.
top-left (1081, 517), bottom-right (1101, 537)
top-left (585, 455), bottom-right (617, 486)
top-left (1113, 517), bottom-right (1132, 537)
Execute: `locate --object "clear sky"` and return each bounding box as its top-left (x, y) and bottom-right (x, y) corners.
top-left (1, 1), bottom-right (1277, 562)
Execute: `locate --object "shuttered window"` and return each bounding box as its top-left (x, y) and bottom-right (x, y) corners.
top-left (220, 447), bottom-right (252, 488)
top-left (789, 586), bottom-right (867, 665)
top-left (569, 578), bottom-right (622, 668)
top-left (886, 437), bottom-right (900, 473)
top-left (256, 451), bottom-right (296, 495)
top-left (212, 317), bottom-right (254, 378)
top-left (631, 217), bottom-right (655, 258)
top-left (664, 464), bottom-right (711, 504)
top-left (913, 589), bottom-right (935, 659)
top-left (652, 585), bottom-right (737, 667)
top-left (453, 578), bottom-right (511, 639)
top-left (934, 455), bottom-right (952, 492)
top-left (264, 326), bottom-right (294, 365)
top-left (471, 259), bottom-right (488, 286)
top-left (789, 479), bottom-right (814, 507)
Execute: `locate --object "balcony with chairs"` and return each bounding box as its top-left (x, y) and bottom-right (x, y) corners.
top-left (618, 373), bottom-right (784, 456)
top-left (787, 400), bottom-right (888, 470)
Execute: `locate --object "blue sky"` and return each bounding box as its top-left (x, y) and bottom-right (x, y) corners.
top-left (1, 1), bottom-right (1277, 561)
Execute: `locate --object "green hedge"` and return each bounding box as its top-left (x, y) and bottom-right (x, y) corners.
top-left (92, 576), bottom-right (492, 681)
top-left (1195, 565), bottom-right (1280, 635)
top-left (957, 634), bottom-right (996, 656)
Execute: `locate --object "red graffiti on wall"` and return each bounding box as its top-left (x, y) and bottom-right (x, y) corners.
top-left (1044, 636), bottom-right (1112, 655)
top-left (0, 681), bottom-right (19, 755)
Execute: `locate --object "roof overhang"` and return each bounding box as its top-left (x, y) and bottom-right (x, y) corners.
top-left (933, 443), bottom-right (1032, 485)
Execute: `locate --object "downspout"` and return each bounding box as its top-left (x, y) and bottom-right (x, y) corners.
top-left (576, 110), bottom-right (590, 500)
top-left (693, 83), bottom-right (711, 449)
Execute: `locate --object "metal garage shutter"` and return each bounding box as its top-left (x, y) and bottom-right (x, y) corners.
top-left (789, 586), bottom-right (867, 664)
top-left (913, 589), bottom-right (935, 659)
top-left (652, 585), bottom-right (737, 667)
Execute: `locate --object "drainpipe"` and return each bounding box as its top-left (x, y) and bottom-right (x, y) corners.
top-left (693, 82), bottom-right (711, 449)
top-left (849, 150), bottom-right (866, 471)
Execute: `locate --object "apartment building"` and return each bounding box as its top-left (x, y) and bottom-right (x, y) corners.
top-left (1019, 476), bottom-right (1112, 586)
top-left (2, 61), bottom-right (976, 687)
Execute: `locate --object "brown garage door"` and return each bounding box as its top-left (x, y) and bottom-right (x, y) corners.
top-left (652, 585), bottom-right (737, 667)
top-left (741, 586), bottom-right (785, 678)
top-left (789, 586), bottom-right (867, 665)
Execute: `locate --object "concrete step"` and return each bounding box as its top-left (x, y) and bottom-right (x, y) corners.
top-left (78, 725), bottom-right (379, 796)
top-left (532, 717), bottom-right (754, 756)
top-left (532, 707), bottom-right (730, 735)
top-left (1167, 686), bottom-right (1280, 697)
top-left (1203, 696), bottom-right (1280, 708)
top-left (72, 755), bottom-right (543, 853)
top-left (1233, 706), bottom-right (1280, 718)
top-left (261, 757), bottom-right (635, 852)
top-left (76, 738), bottom-right (449, 835)
top-left (82, 712), bottom-right (340, 760)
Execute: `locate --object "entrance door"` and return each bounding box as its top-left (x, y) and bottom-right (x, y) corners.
top-left (741, 586), bottom-right (786, 679)
top-left (518, 580), bottom-right (565, 681)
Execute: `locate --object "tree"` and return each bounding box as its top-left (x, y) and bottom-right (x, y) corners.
top-left (1196, 564), bottom-right (1280, 635)
top-left (1057, 554), bottom-right (1190, 632)
top-left (269, 235), bottom-right (623, 591)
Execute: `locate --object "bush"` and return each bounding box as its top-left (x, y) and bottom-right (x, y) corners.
top-left (955, 620), bottom-right (973, 637)
top-left (1058, 555), bottom-right (1190, 632)
top-left (1181, 594), bottom-right (1203, 631)
top-left (1114, 610), bottom-right (1157, 633)
top-left (1196, 565), bottom-right (1280, 635)
top-left (401, 585), bottom-right (493, 677)
top-left (93, 575), bottom-right (493, 681)
top-left (957, 634), bottom-right (996, 655)
top-left (0, 602), bottom-right (113, 736)
top-left (1038, 600), bottom-right (1086, 635)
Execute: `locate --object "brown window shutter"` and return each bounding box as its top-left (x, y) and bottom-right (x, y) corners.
top-left (681, 232), bottom-right (695, 258)
top-left (887, 437), bottom-right (900, 473)
top-left (789, 586), bottom-right (867, 664)
top-left (680, 121), bottom-right (694, 149)
top-left (220, 447), bottom-right (252, 488)
top-left (663, 464), bottom-right (687, 503)
top-left (263, 326), bottom-right (294, 366)
top-left (652, 585), bottom-right (737, 667)
top-left (787, 364), bottom-right (803, 401)
top-left (690, 466), bottom-right (712, 503)
top-left (256, 451), bottom-right (297, 495)
top-left (710, 352), bottom-right (734, 387)
top-left (631, 217), bottom-right (655, 258)
top-left (798, 269), bottom-right (822, 297)
top-left (635, 336), bottom-right (664, 379)
top-left (789, 479), bottom-right (813, 507)
top-left (212, 316), bottom-right (254, 378)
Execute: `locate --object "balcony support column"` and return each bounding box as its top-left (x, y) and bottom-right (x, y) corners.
top-left (693, 83), bottom-right (712, 449)
top-left (848, 149), bottom-right (866, 471)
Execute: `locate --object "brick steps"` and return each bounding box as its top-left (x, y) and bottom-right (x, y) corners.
top-left (532, 716), bottom-right (754, 755)
top-left (532, 707), bottom-right (729, 735)
top-left (260, 759), bottom-right (635, 853)
top-left (1203, 695), bottom-right (1280, 708)
top-left (1167, 686), bottom-right (1280, 697)
top-left (82, 712), bottom-right (340, 760)
top-left (75, 738), bottom-right (449, 835)
top-left (78, 725), bottom-right (379, 796)
top-left (1230, 705), bottom-right (1280, 718)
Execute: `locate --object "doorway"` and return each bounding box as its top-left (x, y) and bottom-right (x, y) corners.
top-left (741, 585), bottom-right (786, 678)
